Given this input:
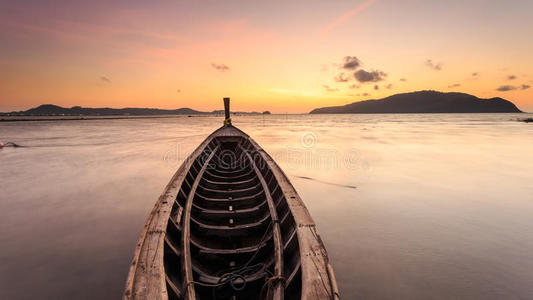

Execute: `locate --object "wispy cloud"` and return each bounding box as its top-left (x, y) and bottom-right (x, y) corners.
top-left (334, 73), bottom-right (350, 82)
top-left (100, 76), bottom-right (111, 83)
top-left (211, 63), bottom-right (229, 72)
top-left (496, 85), bottom-right (516, 91)
top-left (507, 75), bottom-right (516, 80)
top-left (448, 83), bottom-right (461, 88)
top-left (399, 78), bottom-right (407, 82)
top-left (385, 83), bottom-right (393, 89)
top-left (472, 72), bottom-right (479, 77)
top-left (323, 85), bottom-right (339, 92)
top-left (319, 0), bottom-right (377, 35)
top-left (425, 59), bottom-right (442, 71)
top-left (496, 84), bottom-right (530, 91)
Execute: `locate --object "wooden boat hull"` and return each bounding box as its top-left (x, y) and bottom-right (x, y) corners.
top-left (124, 123), bottom-right (339, 300)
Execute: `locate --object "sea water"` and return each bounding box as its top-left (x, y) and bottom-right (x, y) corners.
top-left (1, 113), bottom-right (532, 299)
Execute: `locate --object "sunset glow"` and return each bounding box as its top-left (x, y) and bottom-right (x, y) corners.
top-left (1, 0), bottom-right (532, 112)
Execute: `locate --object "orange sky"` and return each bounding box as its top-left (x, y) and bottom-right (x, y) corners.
top-left (1, 0), bottom-right (532, 113)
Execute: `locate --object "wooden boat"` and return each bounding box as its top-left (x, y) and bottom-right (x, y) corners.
top-left (124, 98), bottom-right (339, 300)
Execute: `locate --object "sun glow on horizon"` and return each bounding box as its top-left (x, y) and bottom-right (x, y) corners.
top-left (1, 0), bottom-right (532, 113)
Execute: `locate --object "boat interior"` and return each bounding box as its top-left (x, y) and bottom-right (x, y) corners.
top-left (163, 135), bottom-right (302, 299)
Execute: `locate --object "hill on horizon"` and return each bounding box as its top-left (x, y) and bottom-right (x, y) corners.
top-left (0, 104), bottom-right (264, 116)
top-left (310, 91), bottom-right (522, 114)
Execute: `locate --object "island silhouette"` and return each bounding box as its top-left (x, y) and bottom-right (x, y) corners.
top-left (1, 90), bottom-right (523, 117)
top-left (0, 105), bottom-right (265, 117)
top-left (310, 91), bottom-right (522, 114)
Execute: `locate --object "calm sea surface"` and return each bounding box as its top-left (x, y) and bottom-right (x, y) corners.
top-left (1, 113), bottom-right (532, 299)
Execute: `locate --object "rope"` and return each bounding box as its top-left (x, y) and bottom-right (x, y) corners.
top-left (0, 142), bottom-right (21, 148)
top-left (186, 221), bottom-right (275, 298)
top-left (224, 117), bottom-right (232, 126)
top-left (259, 275), bottom-right (286, 300)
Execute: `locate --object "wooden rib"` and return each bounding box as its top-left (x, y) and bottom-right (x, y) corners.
top-left (201, 176), bottom-right (256, 188)
top-left (190, 212), bottom-right (270, 231)
top-left (206, 165), bottom-right (250, 176)
top-left (283, 229), bottom-right (297, 250)
top-left (204, 168), bottom-right (255, 181)
top-left (190, 233), bottom-right (273, 254)
top-left (285, 261), bottom-right (301, 287)
top-left (194, 189), bottom-right (264, 202)
top-left (182, 145), bottom-right (220, 300)
top-left (241, 146), bottom-right (284, 300)
top-left (164, 236), bottom-right (181, 257)
top-left (165, 275), bottom-right (182, 298)
top-left (196, 182), bottom-right (262, 195)
top-left (192, 199), bottom-right (267, 215)
top-left (248, 143), bottom-right (336, 300)
top-left (191, 258), bottom-right (271, 284)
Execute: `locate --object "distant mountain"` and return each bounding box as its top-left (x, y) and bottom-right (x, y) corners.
top-left (1, 104), bottom-right (206, 116)
top-left (310, 91), bottom-right (522, 114)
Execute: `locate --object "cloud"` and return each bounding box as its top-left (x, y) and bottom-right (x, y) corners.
top-left (354, 69), bottom-right (387, 83)
top-left (385, 83), bottom-right (393, 89)
top-left (425, 59), bottom-right (442, 71)
top-left (496, 85), bottom-right (517, 91)
top-left (211, 63), bottom-right (229, 72)
top-left (319, 0), bottom-right (376, 35)
top-left (507, 75), bottom-right (516, 80)
top-left (320, 64), bottom-right (328, 72)
top-left (400, 78), bottom-right (407, 82)
top-left (362, 93), bottom-right (370, 97)
top-left (496, 84), bottom-right (529, 91)
top-left (334, 73), bottom-right (350, 82)
top-left (472, 72), bottom-right (478, 76)
top-left (100, 76), bottom-right (111, 83)
top-left (342, 56), bottom-right (361, 70)
top-left (448, 83), bottom-right (461, 88)
top-left (349, 84), bottom-right (360, 89)
top-left (176, 89), bottom-right (181, 93)
top-left (322, 85), bottom-right (339, 92)
top-left (374, 85), bottom-right (379, 90)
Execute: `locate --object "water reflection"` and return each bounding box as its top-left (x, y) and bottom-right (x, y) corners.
top-left (1, 113), bottom-right (532, 299)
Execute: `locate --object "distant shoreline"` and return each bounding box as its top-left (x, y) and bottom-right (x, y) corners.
top-left (0, 115), bottom-right (219, 122)
top-left (1, 112), bottom-right (529, 122)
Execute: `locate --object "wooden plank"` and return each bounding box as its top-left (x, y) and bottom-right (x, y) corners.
top-left (182, 145), bottom-right (220, 300)
top-left (242, 147), bottom-right (285, 300)
top-left (247, 138), bottom-right (337, 300)
top-left (124, 129), bottom-right (221, 300)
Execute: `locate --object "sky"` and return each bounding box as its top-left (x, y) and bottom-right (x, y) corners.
top-left (1, 0), bottom-right (532, 113)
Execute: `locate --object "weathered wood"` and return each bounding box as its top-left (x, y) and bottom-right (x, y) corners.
top-left (243, 147), bottom-right (284, 300)
top-left (182, 146), bottom-right (219, 300)
top-left (125, 112), bottom-right (338, 299)
top-left (247, 139), bottom-right (336, 300)
top-left (123, 132), bottom-right (220, 300)
top-left (223, 97), bottom-right (231, 122)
